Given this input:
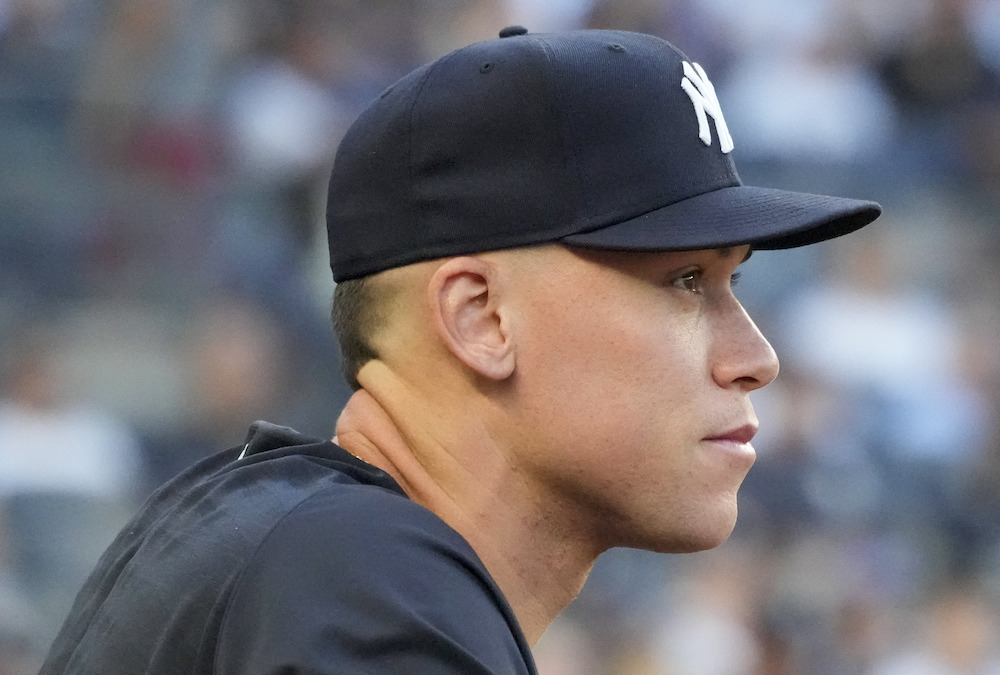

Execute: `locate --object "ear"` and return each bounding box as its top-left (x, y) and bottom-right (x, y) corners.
top-left (428, 257), bottom-right (515, 381)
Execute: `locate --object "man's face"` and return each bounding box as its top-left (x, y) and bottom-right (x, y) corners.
top-left (497, 244), bottom-right (779, 554)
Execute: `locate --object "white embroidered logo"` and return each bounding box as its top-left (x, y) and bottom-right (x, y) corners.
top-left (680, 61), bottom-right (734, 154)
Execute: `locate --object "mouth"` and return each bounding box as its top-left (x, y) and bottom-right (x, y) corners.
top-left (704, 424), bottom-right (757, 445)
top-left (702, 424), bottom-right (758, 471)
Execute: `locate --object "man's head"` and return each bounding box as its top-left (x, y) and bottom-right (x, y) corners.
top-left (326, 27), bottom-right (880, 552)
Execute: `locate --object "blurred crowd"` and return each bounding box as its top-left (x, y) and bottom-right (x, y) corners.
top-left (2, 0), bottom-right (1000, 672)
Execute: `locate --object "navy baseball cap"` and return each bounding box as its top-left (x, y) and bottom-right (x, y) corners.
top-left (326, 26), bottom-right (881, 282)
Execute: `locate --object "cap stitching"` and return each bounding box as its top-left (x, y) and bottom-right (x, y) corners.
top-left (533, 34), bottom-right (592, 225)
top-left (406, 50), bottom-right (459, 243)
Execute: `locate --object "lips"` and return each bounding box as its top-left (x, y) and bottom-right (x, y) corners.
top-left (705, 424), bottom-right (757, 445)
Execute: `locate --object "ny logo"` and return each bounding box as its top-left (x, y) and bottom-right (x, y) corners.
top-left (680, 61), bottom-right (734, 154)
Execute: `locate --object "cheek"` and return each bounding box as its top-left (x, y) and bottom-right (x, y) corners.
top-left (518, 293), bottom-right (706, 451)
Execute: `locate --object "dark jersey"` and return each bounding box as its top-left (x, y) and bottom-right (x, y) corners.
top-left (41, 422), bottom-right (536, 674)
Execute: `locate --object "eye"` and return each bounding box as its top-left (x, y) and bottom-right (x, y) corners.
top-left (671, 269), bottom-right (703, 294)
top-left (670, 268), bottom-right (742, 295)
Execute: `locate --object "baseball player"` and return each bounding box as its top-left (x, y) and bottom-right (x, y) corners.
top-left (41, 27), bottom-right (880, 673)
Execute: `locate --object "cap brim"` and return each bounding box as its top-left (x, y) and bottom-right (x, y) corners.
top-left (561, 185), bottom-right (881, 251)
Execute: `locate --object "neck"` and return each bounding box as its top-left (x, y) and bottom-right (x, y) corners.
top-left (334, 384), bottom-right (598, 645)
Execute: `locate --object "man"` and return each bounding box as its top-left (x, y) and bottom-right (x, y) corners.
top-left (41, 27), bottom-right (880, 673)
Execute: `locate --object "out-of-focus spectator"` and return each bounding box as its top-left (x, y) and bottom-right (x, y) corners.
top-left (873, 0), bottom-right (1000, 178)
top-left (505, 0), bottom-right (590, 32)
top-left (584, 0), bottom-right (670, 35)
top-left (223, 1), bottom-right (348, 190)
top-left (876, 0), bottom-right (995, 114)
top-left (417, 0), bottom-right (514, 58)
top-left (0, 327), bottom-right (139, 500)
top-left (872, 585), bottom-right (1000, 675)
top-left (0, 325), bottom-right (141, 653)
top-left (740, 368), bottom-right (882, 534)
top-left (142, 296), bottom-right (290, 489)
top-left (720, 45), bottom-right (896, 165)
top-left (70, 0), bottom-right (211, 192)
top-left (532, 618), bottom-right (601, 675)
top-left (713, 0), bottom-right (895, 165)
top-left (779, 219), bottom-right (986, 467)
top-left (647, 544), bottom-right (763, 675)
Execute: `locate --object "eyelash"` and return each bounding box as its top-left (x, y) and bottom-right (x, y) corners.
top-left (671, 269), bottom-right (742, 293)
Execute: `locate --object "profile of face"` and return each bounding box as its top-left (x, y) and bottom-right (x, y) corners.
top-left (498, 244), bottom-right (779, 555)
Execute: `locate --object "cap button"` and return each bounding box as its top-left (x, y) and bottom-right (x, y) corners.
top-left (498, 25), bottom-right (528, 38)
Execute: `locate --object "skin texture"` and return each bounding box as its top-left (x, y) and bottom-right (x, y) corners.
top-left (334, 243), bottom-right (779, 644)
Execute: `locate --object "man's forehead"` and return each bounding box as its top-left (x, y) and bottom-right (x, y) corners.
top-left (472, 243), bottom-right (753, 280)
top-left (716, 246), bottom-right (754, 263)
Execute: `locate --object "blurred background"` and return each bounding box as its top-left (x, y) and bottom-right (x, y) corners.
top-left (2, 0), bottom-right (1000, 672)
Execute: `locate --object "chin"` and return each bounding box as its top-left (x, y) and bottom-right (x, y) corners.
top-left (635, 506), bottom-right (740, 554)
top-left (672, 526), bottom-right (736, 553)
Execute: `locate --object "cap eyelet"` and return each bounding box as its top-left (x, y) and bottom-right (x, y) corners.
top-left (479, 62), bottom-right (494, 73)
top-left (607, 43), bottom-right (626, 52)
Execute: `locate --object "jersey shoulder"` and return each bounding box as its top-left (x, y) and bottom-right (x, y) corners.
top-left (217, 484), bottom-right (536, 674)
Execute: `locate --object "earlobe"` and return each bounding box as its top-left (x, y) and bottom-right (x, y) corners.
top-left (429, 257), bottom-right (515, 381)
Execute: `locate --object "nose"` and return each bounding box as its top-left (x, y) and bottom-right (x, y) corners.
top-left (711, 299), bottom-right (780, 392)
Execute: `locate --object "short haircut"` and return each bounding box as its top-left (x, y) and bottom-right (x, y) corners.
top-left (331, 276), bottom-right (382, 390)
